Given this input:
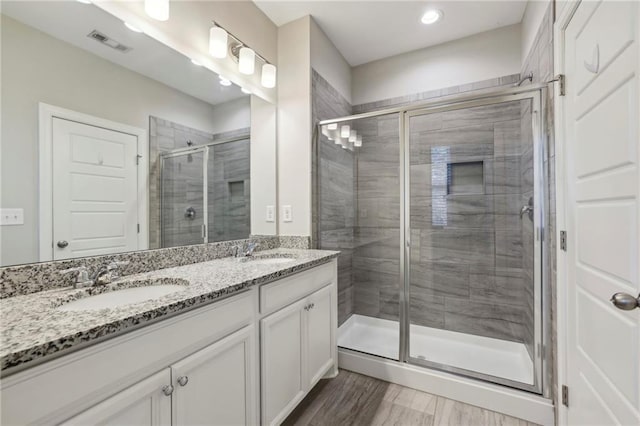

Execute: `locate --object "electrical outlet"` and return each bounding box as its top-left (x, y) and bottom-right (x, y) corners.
top-left (0, 208), bottom-right (24, 226)
top-left (283, 205), bottom-right (293, 222)
top-left (266, 205), bottom-right (275, 222)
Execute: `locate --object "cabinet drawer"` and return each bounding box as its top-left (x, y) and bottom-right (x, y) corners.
top-left (259, 261), bottom-right (336, 315)
top-left (1, 291), bottom-right (255, 425)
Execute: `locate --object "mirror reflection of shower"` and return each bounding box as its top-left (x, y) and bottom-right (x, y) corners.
top-left (160, 135), bottom-right (251, 248)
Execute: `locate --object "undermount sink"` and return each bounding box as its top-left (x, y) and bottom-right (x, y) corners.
top-left (57, 278), bottom-right (188, 312)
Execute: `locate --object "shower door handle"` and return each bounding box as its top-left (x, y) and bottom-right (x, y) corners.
top-left (610, 293), bottom-right (640, 311)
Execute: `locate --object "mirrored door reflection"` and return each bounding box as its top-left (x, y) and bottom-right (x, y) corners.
top-left (407, 97), bottom-right (540, 391)
top-left (160, 149), bottom-right (207, 248)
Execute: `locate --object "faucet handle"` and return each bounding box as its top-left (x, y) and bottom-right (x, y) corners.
top-left (60, 266), bottom-right (91, 287)
top-left (107, 261), bottom-right (129, 270)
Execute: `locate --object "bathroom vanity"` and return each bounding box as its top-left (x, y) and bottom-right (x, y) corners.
top-left (0, 250), bottom-right (338, 425)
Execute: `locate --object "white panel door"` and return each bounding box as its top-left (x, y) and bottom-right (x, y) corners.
top-left (171, 325), bottom-right (256, 426)
top-left (306, 285), bottom-right (334, 388)
top-left (52, 118), bottom-right (139, 259)
top-left (61, 369), bottom-right (171, 426)
top-left (261, 298), bottom-right (306, 426)
top-left (564, 1), bottom-right (640, 425)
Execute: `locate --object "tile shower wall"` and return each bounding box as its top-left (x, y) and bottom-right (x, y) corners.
top-left (149, 116), bottom-right (250, 248)
top-left (312, 70), bottom-right (354, 325)
top-left (408, 100), bottom-right (531, 344)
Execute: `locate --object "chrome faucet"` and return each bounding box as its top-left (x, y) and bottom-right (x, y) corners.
top-left (244, 242), bottom-right (259, 257)
top-left (60, 261), bottom-right (129, 288)
top-left (234, 242), bottom-right (259, 258)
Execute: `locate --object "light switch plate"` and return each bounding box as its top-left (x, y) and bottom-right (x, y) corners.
top-left (282, 205), bottom-right (293, 222)
top-left (0, 208), bottom-right (24, 226)
top-left (266, 205), bottom-right (275, 222)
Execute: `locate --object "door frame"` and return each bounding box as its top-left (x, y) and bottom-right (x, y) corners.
top-left (553, 1), bottom-right (583, 424)
top-left (38, 103), bottom-right (148, 262)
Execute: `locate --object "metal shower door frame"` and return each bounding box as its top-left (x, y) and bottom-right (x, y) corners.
top-left (400, 89), bottom-right (548, 396)
top-left (317, 83), bottom-right (550, 398)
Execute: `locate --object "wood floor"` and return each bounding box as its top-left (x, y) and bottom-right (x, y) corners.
top-left (282, 370), bottom-right (539, 426)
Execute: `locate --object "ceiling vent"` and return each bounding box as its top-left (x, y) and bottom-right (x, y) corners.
top-left (87, 30), bottom-right (132, 53)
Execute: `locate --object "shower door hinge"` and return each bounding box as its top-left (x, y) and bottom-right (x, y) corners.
top-left (560, 230), bottom-right (567, 251)
top-left (562, 385), bottom-right (569, 407)
top-left (549, 74), bottom-right (566, 96)
top-left (136, 154), bottom-right (142, 165)
top-left (137, 223), bottom-right (140, 234)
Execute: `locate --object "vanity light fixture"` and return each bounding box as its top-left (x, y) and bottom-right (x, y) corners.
top-left (190, 59), bottom-right (202, 66)
top-left (145, 0), bottom-right (170, 22)
top-left (124, 22), bottom-right (143, 33)
top-left (210, 21), bottom-right (277, 88)
top-left (209, 26), bottom-right (228, 58)
top-left (238, 47), bottom-right (256, 75)
top-left (261, 64), bottom-right (277, 88)
top-left (219, 76), bottom-right (232, 87)
top-left (421, 9), bottom-right (443, 25)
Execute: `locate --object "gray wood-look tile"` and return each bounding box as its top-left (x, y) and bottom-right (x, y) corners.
top-left (283, 370), bottom-right (539, 426)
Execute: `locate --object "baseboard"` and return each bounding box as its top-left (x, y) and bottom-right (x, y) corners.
top-left (338, 349), bottom-right (554, 426)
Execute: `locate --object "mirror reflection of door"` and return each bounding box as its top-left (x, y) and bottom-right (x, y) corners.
top-left (49, 116), bottom-right (144, 260)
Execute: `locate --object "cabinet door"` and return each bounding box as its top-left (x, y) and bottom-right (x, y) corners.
top-left (306, 284), bottom-right (335, 387)
top-left (61, 369), bottom-right (171, 426)
top-left (171, 325), bottom-right (256, 426)
top-left (261, 298), bottom-right (306, 426)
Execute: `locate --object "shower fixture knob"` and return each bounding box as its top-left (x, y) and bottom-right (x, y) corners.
top-left (610, 293), bottom-right (640, 311)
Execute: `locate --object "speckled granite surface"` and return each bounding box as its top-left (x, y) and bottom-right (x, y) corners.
top-left (0, 236), bottom-right (281, 299)
top-left (0, 249), bottom-right (338, 373)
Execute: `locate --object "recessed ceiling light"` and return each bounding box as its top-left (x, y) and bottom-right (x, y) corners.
top-left (76, 0), bottom-right (92, 4)
top-left (219, 78), bottom-right (232, 87)
top-left (421, 9), bottom-right (443, 25)
top-left (124, 22), bottom-right (143, 33)
top-left (190, 59), bottom-right (202, 66)
top-left (241, 87), bottom-right (251, 94)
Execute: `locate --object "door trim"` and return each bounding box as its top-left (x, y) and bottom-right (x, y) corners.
top-left (38, 103), bottom-right (148, 262)
top-left (553, 1), bottom-right (582, 424)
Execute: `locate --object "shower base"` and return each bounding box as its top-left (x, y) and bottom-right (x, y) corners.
top-left (338, 314), bottom-right (534, 385)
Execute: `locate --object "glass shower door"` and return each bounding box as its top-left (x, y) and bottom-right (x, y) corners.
top-left (160, 148), bottom-right (208, 248)
top-left (405, 94), bottom-right (543, 392)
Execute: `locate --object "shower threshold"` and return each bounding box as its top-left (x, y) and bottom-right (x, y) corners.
top-left (338, 314), bottom-right (534, 386)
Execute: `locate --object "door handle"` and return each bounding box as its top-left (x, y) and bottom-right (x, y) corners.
top-left (610, 293), bottom-right (640, 311)
top-left (520, 197), bottom-right (534, 221)
top-left (57, 240), bottom-right (69, 248)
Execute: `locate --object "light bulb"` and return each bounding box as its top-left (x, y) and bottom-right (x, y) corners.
top-left (349, 130), bottom-right (357, 142)
top-left (219, 78), bottom-right (232, 87)
top-left (145, 0), bottom-right (169, 21)
top-left (355, 135), bottom-right (362, 147)
top-left (124, 22), bottom-right (143, 33)
top-left (421, 9), bottom-right (443, 25)
top-left (327, 123), bottom-right (338, 131)
top-left (241, 87), bottom-right (252, 94)
top-left (340, 125), bottom-right (350, 138)
top-left (209, 27), bottom-right (228, 58)
top-left (238, 47), bottom-right (255, 75)
top-left (191, 59), bottom-right (202, 66)
top-left (261, 64), bottom-right (276, 88)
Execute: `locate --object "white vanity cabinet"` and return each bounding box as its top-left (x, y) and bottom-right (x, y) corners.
top-left (260, 263), bottom-right (337, 426)
top-left (0, 259), bottom-right (337, 426)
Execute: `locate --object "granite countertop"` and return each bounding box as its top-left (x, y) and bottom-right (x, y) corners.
top-left (0, 249), bottom-right (339, 374)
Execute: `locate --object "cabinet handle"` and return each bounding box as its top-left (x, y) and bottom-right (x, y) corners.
top-left (162, 385), bottom-right (174, 396)
top-left (177, 376), bottom-right (189, 386)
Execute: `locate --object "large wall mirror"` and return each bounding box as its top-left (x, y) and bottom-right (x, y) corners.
top-left (0, 1), bottom-right (277, 267)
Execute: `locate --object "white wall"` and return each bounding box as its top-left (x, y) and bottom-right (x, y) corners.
top-left (0, 16), bottom-right (262, 265)
top-left (250, 96), bottom-right (277, 236)
top-left (310, 18), bottom-right (352, 103)
top-left (351, 24), bottom-right (522, 105)
top-left (276, 16), bottom-right (312, 236)
top-left (211, 97), bottom-right (251, 135)
top-left (521, 0), bottom-right (552, 63)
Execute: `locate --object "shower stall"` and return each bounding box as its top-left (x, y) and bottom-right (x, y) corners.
top-left (160, 136), bottom-right (251, 248)
top-left (316, 85), bottom-right (550, 396)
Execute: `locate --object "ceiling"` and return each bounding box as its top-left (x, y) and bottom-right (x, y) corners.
top-left (2, 1), bottom-right (245, 106)
top-left (254, 1), bottom-right (528, 66)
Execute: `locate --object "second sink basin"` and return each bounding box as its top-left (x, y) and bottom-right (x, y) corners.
top-left (57, 278), bottom-right (188, 312)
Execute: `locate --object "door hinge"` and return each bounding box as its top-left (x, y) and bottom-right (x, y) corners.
top-left (137, 223), bottom-right (140, 233)
top-left (550, 74), bottom-right (566, 96)
top-left (136, 154), bottom-right (142, 165)
top-left (560, 230), bottom-right (567, 251)
top-left (562, 385), bottom-right (569, 407)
